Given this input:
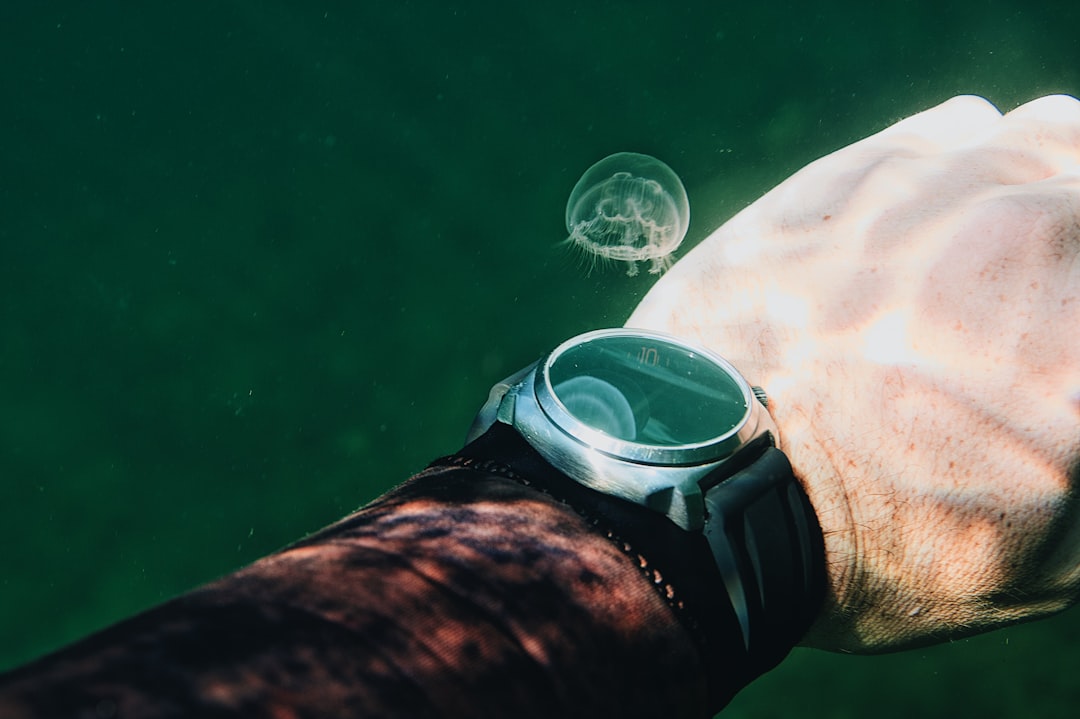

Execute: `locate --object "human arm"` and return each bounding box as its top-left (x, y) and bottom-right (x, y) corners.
top-left (2, 93), bottom-right (1077, 718)
top-left (0, 453), bottom-right (711, 718)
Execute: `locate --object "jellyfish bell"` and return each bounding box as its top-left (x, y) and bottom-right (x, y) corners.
top-left (565, 152), bottom-right (690, 277)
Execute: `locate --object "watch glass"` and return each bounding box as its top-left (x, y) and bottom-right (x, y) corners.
top-left (544, 332), bottom-right (748, 448)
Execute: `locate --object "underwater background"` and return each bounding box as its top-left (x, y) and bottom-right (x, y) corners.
top-left (1, 1), bottom-right (1078, 716)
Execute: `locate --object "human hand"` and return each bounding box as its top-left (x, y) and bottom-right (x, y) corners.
top-left (627, 95), bottom-right (1080, 652)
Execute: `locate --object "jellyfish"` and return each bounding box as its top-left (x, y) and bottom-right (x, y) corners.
top-left (564, 152), bottom-right (690, 277)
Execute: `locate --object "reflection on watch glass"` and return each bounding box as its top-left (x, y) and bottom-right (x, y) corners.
top-left (548, 334), bottom-right (748, 447)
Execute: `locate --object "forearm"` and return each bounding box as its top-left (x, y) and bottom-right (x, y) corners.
top-left (0, 464), bottom-right (708, 718)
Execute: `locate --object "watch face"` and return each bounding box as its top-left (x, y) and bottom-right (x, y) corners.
top-left (540, 330), bottom-right (750, 456)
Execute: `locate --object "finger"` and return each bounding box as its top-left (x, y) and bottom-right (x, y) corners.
top-left (870, 95), bottom-right (1004, 152)
top-left (1005, 93), bottom-right (1080, 127)
top-left (983, 94), bottom-right (1080, 169)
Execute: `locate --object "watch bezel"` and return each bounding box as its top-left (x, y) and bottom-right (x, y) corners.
top-left (467, 328), bottom-right (778, 531)
top-left (535, 328), bottom-right (757, 466)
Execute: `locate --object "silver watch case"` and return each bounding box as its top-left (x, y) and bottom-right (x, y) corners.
top-left (466, 329), bottom-right (778, 532)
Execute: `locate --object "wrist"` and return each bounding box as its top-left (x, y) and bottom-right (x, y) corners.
top-left (763, 364), bottom-right (903, 652)
top-left (417, 445), bottom-right (712, 716)
top-left (450, 422), bottom-right (825, 711)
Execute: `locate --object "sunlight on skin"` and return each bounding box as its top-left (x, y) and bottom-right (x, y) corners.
top-left (628, 95), bottom-right (1080, 652)
top-left (860, 311), bottom-right (924, 366)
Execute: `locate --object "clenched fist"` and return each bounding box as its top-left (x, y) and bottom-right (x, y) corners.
top-left (628, 95), bottom-right (1080, 652)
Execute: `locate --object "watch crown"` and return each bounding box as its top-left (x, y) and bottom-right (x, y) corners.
top-left (751, 385), bottom-right (769, 408)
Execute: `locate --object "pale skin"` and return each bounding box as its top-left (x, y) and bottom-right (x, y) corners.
top-left (627, 94), bottom-right (1080, 653)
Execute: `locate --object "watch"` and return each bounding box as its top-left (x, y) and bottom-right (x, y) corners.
top-left (457, 328), bottom-right (825, 706)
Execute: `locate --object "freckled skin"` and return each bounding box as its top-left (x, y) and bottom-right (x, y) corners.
top-left (0, 467), bottom-right (706, 719)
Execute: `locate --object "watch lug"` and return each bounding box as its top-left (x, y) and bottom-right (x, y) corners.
top-left (465, 363), bottom-right (536, 443)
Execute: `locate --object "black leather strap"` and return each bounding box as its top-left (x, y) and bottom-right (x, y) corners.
top-left (701, 446), bottom-right (827, 675)
top-left (440, 422), bottom-right (825, 712)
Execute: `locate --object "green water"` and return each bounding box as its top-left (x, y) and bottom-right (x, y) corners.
top-left (1, 1), bottom-right (1078, 716)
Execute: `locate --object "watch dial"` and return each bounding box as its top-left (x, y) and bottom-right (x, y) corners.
top-left (548, 334), bottom-right (747, 447)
